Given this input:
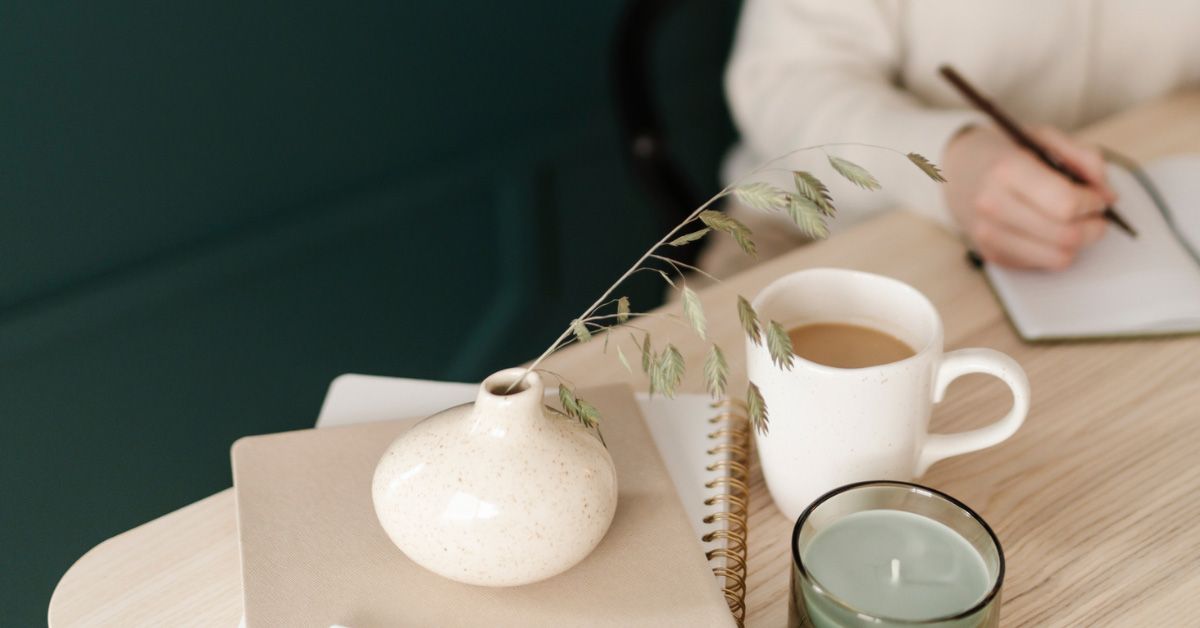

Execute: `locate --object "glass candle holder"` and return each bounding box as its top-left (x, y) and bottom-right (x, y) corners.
top-left (789, 481), bottom-right (1004, 628)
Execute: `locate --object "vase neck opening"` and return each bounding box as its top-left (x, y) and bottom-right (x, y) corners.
top-left (482, 370), bottom-right (536, 397)
top-left (472, 368), bottom-right (545, 435)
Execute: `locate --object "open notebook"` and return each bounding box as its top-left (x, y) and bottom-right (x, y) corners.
top-left (985, 154), bottom-right (1200, 341)
top-left (233, 376), bottom-right (751, 627)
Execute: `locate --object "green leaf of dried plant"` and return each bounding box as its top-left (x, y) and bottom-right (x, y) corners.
top-left (732, 182), bottom-right (788, 211)
top-left (681, 286), bottom-right (707, 340)
top-left (731, 230), bottom-right (756, 258)
top-left (668, 228), bottom-right (711, 247)
top-left (640, 333), bottom-right (652, 373)
top-left (652, 268), bottom-right (677, 289)
top-left (766, 320), bottom-right (795, 370)
top-left (737, 295), bottom-right (762, 346)
top-left (558, 384), bottom-right (579, 418)
top-left (573, 396), bottom-right (606, 446)
top-left (616, 296), bottom-right (631, 324)
top-left (571, 319), bottom-right (592, 343)
top-left (907, 153), bottom-right (947, 183)
top-left (704, 345), bottom-right (728, 399)
top-left (616, 345), bottom-right (633, 374)
top-left (787, 195), bottom-right (829, 239)
top-left (656, 344), bottom-right (686, 398)
top-left (576, 397), bottom-right (600, 429)
top-left (828, 155), bottom-right (881, 190)
top-left (747, 382), bottom-right (769, 435)
top-left (648, 352), bottom-right (662, 395)
top-left (793, 171), bottom-right (835, 217)
top-left (699, 210), bottom-right (757, 257)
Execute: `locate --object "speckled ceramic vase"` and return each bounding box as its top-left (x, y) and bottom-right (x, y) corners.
top-left (372, 368), bottom-right (618, 587)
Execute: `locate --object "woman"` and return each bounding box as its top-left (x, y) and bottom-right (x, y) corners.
top-left (702, 0), bottom-right (1200, 274)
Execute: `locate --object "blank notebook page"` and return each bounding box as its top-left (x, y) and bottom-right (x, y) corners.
top-left (1148, 155), bottom-right (1200, 255)
top-left (985, 159), bottom-right (1200, 340)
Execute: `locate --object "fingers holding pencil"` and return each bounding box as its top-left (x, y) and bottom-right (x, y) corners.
top-left (939, 64), bottom-right (1137, 241)
top-left (1030, 126), bottom-right (1118, 204)
top-left (944, 125), bottom-right (1110, 270)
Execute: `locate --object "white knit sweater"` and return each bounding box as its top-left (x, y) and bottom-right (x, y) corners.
top-left (723, 0), bottom-right (1200, 231)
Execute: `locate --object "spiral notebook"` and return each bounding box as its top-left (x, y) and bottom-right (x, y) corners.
top-left (233, 375), bottom-right (752, 627)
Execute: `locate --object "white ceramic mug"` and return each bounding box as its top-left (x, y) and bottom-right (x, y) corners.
top-left (747, 268), bottom-right (1030, 520)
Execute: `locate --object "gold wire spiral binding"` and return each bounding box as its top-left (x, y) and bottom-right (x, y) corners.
top-left (703, 400), bottom-right (751, 628)
top-left (705, 493), bottom-right (748, 511)
top-left (705, 475), bottom-right (750, 494)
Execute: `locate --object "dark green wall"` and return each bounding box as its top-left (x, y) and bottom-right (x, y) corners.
top-left (1, 1), bottom-right (737, 623)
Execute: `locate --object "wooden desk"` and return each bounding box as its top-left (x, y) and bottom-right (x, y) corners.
top-left (50, 92), bottom-right (1200, 627)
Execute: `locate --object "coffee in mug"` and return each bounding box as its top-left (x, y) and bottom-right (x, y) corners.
top-left (787, 322), bottom-right (916, 369)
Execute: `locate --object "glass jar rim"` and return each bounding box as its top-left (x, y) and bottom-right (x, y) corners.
top-left (790, 480), bottom-right (1005, 624)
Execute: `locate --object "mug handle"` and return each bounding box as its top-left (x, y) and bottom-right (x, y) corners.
top-left (915, 348), bottom-right (1031, 476)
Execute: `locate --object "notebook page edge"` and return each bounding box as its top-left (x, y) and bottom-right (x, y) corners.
top-left (984, 163), bottom-right (1200, 338)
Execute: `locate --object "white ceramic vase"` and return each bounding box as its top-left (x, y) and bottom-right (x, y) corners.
top-left (372, 368), bottom-right (618, 587)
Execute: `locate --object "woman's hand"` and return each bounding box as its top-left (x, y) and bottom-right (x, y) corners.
top-left (942, 125), bottom-right (1116, 270)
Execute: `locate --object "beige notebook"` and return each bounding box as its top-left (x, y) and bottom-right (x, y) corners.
top-left (233, 384), bottom-right (735, 628)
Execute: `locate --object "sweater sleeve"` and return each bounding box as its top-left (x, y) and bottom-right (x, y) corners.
top-left (725, 0), bottom-right (986, 228)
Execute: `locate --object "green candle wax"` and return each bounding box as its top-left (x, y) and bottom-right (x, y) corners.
top-left (802, 509), bottom-right (989, 621)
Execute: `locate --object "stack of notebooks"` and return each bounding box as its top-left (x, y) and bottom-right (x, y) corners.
top-left (232, 375), bottom-right (753, 627)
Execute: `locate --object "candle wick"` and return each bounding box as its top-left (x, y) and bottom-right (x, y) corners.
top-left (890, 558), bottom-right (900, 584)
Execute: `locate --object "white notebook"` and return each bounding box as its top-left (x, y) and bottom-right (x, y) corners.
top-left (985, 154), bottom-right (1200, 341)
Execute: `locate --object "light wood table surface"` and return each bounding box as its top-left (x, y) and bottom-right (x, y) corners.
top-left (51, 92), bottom-right (1200, 627)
